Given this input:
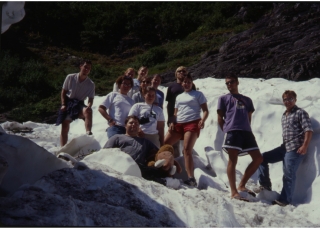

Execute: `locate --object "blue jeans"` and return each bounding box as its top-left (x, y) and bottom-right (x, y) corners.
top-left (106, 125), bottom-right (126, 139)
top-left (258, 144), bottom-right (305, 204)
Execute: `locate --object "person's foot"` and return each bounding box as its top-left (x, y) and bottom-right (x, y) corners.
top-left (253, 185), bottom-right (272, 193)
top-left (272, 200), bottom-right (288, 207)
top-left (237, 187), bottom-right (256, 197)
top-left (184, 177), bottom-right (197, 187)
top-left (86, 131), bottom-right (93, 135)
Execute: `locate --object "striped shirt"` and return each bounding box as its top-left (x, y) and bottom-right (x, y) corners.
top-left (282, 105), bottom-right (313, 152)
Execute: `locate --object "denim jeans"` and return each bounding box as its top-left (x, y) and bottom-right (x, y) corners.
top-left (106, 125), bottom-right (126, 139)
top-left (258, 144), bottom-right (305, 204)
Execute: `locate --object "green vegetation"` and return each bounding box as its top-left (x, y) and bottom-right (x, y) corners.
top-left (0, 2), bottom-right (273, 122)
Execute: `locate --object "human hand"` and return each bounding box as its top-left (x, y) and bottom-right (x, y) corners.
top-left (297, 145), bottom-right (308, 155)
top-left (169, 123), bottom-right (175, 131)
top-left (108, 119), bottom-right (116, 127)
top-left (198, 119), bottom-right (205, 129)
top-left (85, 106), bottom-right (92, 113)
top-left (60, 105), bottom-right (67, 111)
top-left (138, 128), bottom-right (145, 137)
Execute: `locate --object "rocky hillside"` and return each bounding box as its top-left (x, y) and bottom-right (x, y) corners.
top-left (162, 3), bottom-right (320, 84)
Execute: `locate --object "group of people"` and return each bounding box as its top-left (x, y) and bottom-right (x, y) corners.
top-left (57, 60), bottom-right (209, 188)
top-left (57, 59), bottom-right (313, 207)
top-left (217, 73), bottom-right (313, 206)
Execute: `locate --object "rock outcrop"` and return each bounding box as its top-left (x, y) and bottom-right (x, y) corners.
top-left (162, 3), bottom-right (320, 84)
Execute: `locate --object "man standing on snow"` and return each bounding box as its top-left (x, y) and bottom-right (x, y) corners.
top-left (256, 90), bottom-right (313, 206)
top-left (217, 73), bottom-right (263, 202)
top-left (56, 59), bottom-right (95, 147)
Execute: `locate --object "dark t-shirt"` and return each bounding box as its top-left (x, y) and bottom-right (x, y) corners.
top-left (103, 134), bottom-right (158, 165)
top-left (166, 82), bottom-right (196, 117)
top-left (217, 93), bottom-right (255, 133)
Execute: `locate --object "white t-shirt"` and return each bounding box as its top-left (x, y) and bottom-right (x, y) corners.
top-left (112, 81), bottom-right (139, 98)
top-left (175, 90), bottom-right (207, 123)
top-left (62, 73), bottom-right (95, 100)
top-left (128, 103), bottom-right (165, 134)
top-left (100, 92), bottom-right (134, 126)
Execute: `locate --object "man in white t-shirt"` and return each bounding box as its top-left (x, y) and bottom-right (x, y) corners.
top-left (57, 59), bottom-right (95, 147)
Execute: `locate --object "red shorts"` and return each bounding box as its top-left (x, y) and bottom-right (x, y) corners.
top-left (174, 119), bottom-right (201, 140)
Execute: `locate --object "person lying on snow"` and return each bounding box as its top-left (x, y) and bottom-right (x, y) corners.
top-left (104, 115), bottom-right (181, 189)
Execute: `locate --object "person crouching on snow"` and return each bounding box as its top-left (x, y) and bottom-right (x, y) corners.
top-left (104, 115), bottom-right (180, 189)
top-left (56, 59), bottom-right (95, 147)
top-left (256, 90), bottom-right (313, 207)
top-left (164, 73), bottom-right (209, 187)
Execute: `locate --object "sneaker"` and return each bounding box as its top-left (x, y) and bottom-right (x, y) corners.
top-left (272, 200), bottom-right (288, 207)
top-left (86, 131), bottom-right (93, 135)
top-left (184, 177), bottom-right (197, 187)
top-left (253, 185), bottom-right (272, 193)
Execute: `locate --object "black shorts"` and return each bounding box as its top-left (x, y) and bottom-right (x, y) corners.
top-left (222, 130), bottom-right (259, 156)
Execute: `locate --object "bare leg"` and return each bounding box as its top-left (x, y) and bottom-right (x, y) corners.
top-left (227, 148), bottom-right (240, 198)
top-left (183, 131), bottom-right (198, 178)
top-left (80, 107), bottom-right (92, 132)
top-left (164, 131), bottom-right (181, 146)
top-left (238, 149), bottom-right (263, 191)
top-left (60, 119), bottom-right (71, 147)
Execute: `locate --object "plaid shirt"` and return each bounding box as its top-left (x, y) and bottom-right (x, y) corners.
top-left (282, 105), bottom-right (313, 152)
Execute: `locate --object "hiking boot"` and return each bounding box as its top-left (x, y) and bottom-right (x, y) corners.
top-left (253, 185), bottom-right (272, 193)
top-left (272, 200), bottom-right (288, 207)
top-left (184, 177), bottom-right (197, 187)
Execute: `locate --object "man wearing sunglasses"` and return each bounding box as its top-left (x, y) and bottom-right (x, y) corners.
top-left (217, 73), bottom-right (263, 202)
top-left (256, 90), bottom-right (313, 207)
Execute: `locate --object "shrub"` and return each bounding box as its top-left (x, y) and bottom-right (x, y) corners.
top-left (135, 47), bottom-right (168, 67)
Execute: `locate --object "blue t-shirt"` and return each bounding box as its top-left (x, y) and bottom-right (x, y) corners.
top-left (156, 90), bottom-right (164, 109)
top-left (217, 93), bottom-right (254, 133)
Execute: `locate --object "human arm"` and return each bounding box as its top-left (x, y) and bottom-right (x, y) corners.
top-left (60, 89), bottom-right (68, 111)
top-left (169, 108), bottom-right (178, 131)
top-left (297, 131), bottom-right (313, 155)
top-left (198, 103), bottom-right (209, 129)
top-left (98, 105), bottom-right (115, 126)
top-left (217, 109), bottom-right (225, 131)
top-left (248, 111), bottom-right (253, 125)
top-left (157, 121), bottom-right (165, 146)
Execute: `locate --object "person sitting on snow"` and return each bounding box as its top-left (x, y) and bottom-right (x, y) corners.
top-left (256, 90), bottom-right (313, 207)
top-left (103, 115), bottom-right (180, 189)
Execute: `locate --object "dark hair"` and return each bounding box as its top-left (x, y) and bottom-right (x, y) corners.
top-left (145, 86), bottom-right (156, 93)
top-left (282, 90), bottom-right (297, 99)
top-left (116, 75), bottom-right (133, 88)
top-left (152, 74), bottom-right (162, 81)
top-left (139, 76), bottom-right (152, 93)
top-left (80, 59), bottom-right (92, 66)
top-left (125, 115), bottom-right (140, 125)
top-left (225, 73), bottom-right (238, 81)
top-left (183, 72), bottom-right (193, 81)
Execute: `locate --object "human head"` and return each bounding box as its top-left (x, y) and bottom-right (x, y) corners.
top-left (137, 66), bottom-right (148, 80)
top-left (124, 68), bottom-right (136, 78)
top-left (125, 115), bottom-right (140, 136)
top-left (182, 73), bottom-right (193, 92)
top-left (139, 76), bottom-right (152, 93)
top-left (151, 74), bottom-right (162, 89)
top-left (143, 86), bottom-right (157, 104)
top-left (79, 59), bottom-right (92, 77)
top-left (116, 75), bottom-right (133, 95)
top-left (282, 90), bottom-right (297, 100)
top-left (225, 73), bottom-right (239, 94)
top-left (282, 90), bottom-right (297, 110)
top-left (175, 66), bottom-right (188, 79)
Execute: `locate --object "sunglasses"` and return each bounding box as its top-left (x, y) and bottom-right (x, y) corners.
top-left (225, 80), bottom-right (236, 85)
top-left (283, 98), bottom-right (295, 103)
top-left (177, 70), bottom-right (186, 73)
